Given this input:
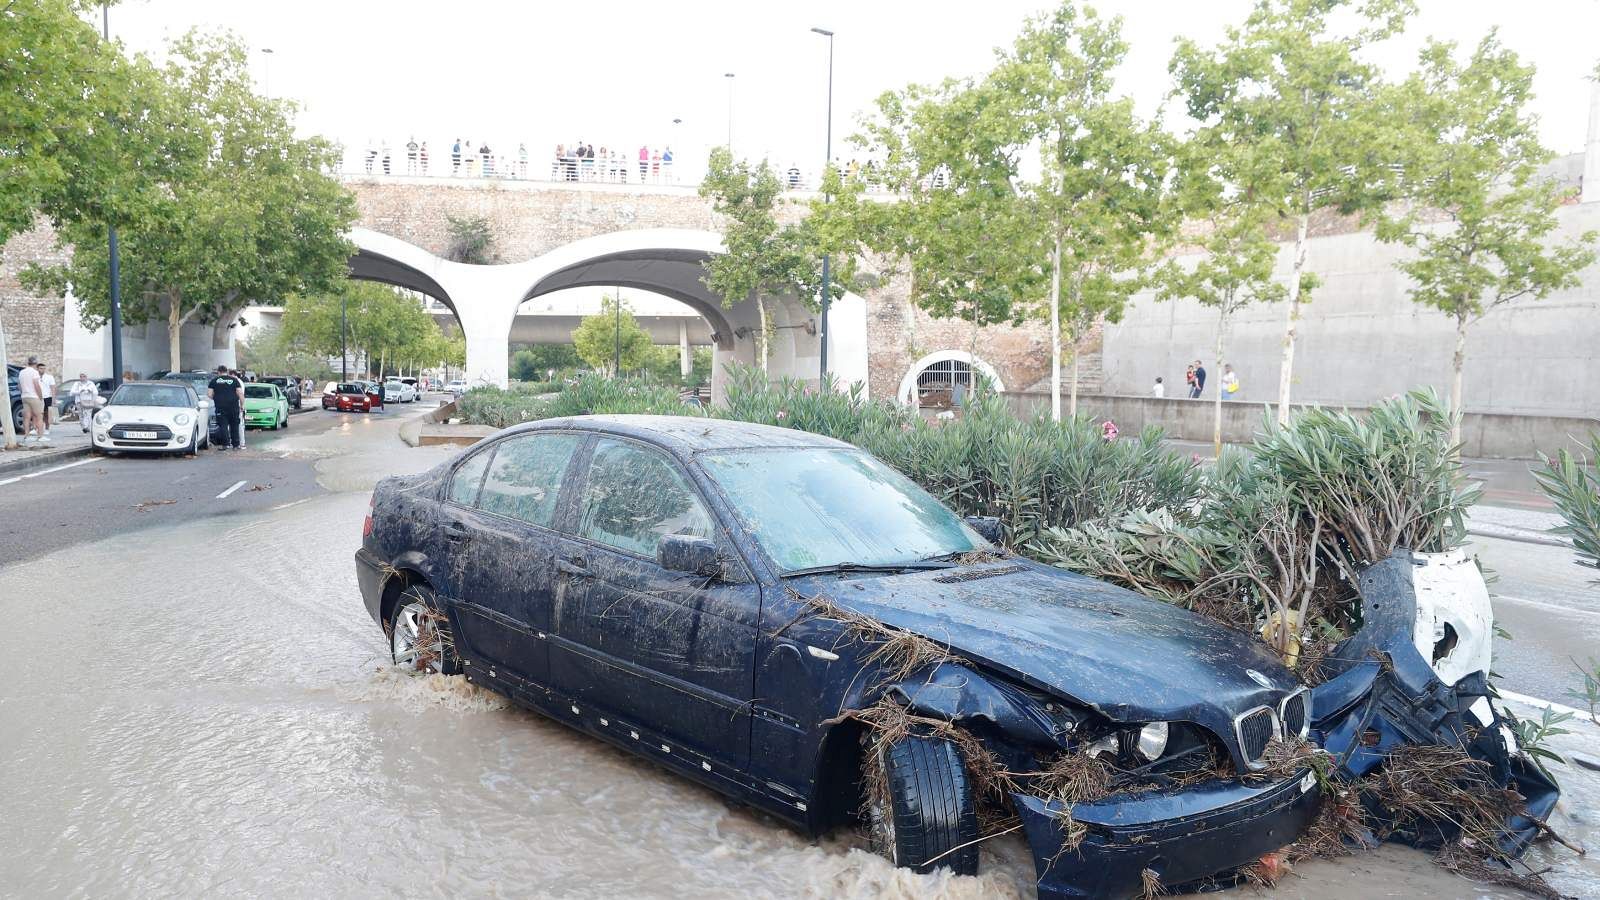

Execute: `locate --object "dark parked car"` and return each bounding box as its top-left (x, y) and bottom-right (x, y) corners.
top-left (262, 375), bottom-right (302, 409)
top-left (356, 417), bottom-right (1322, 898)
top-left (158, 371), bottom-right (226, 445)
top-left (6, 363), bottom-right (23, 432)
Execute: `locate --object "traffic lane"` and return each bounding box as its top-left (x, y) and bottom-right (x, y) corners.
top-left (0, 445), bottom-right (324, 566)
top-left (1468, 533), bottom-right (1600, 702)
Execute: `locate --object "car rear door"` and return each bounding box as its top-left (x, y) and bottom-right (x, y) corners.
top-left (440, 432), bottom-right (585, 689)
top-left (550, 437), bottom-right (758, 770)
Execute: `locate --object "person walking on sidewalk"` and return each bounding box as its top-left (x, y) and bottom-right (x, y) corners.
top-left (71, 372), bottom-right (98, 433)
top-left (207, 366), bottom-right (244, 451)
top-left (1222, 364), bottom-right (1239, 401)
top-left (1190, 360), bottom-right (1207, 399)
top-left (17, 355), bottom-right (47, 446)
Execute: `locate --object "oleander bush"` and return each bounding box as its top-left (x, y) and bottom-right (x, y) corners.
top-left (1535, 431), bottom-right (1600, 578)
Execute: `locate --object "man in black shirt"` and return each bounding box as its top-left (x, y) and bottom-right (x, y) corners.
top-left (207, 365), bottom-right (244, 450)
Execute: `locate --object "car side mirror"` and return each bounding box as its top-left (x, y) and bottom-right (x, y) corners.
top-left (964, 515), bottom-right (1004, 545)
top-left (658, 534), bottom-right (720, 578)
top-left (198, 398), bottom-right (212, 410)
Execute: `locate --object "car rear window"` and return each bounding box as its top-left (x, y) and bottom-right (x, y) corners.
top-left (477, 434), bottom-right (583, 527)
top-left (244, 385), bottom-right (273, 399)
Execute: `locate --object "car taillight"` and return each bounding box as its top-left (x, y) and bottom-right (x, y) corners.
top-left (363, 495), bottom-right (375, 538)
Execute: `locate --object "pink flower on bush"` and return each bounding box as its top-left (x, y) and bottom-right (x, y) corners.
top-left (1101, 420), bottom-right (1119, 442)
top-left (776, 409), bottom-right (788, 420)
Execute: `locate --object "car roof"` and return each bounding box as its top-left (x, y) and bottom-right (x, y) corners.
top-left (511, 414), bottom-right (853, 455)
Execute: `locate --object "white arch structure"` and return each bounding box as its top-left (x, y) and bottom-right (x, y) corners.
top-left (896, 349), bottom-right (1006, 406)
top-left (347, 226), bottom-right (870, 402)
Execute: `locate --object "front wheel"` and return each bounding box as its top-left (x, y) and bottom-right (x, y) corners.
top-left (388, 584), bottom-right (460, 675)
top-left (866, 733), bottom-right (980, 875)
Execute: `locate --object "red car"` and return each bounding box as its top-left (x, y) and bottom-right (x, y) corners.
top-left (322, 382), bottom-right (374, 412)
top-left (361, 381), bottom-right (385, 411)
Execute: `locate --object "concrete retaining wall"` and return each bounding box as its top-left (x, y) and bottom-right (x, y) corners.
top-left (1002, 392), bottom-right (1599, 460)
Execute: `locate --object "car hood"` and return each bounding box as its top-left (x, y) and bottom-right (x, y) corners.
top-left (104, 405), bottom-right (191, 422)
top-left (797, 560), bottom-right (1299, 751)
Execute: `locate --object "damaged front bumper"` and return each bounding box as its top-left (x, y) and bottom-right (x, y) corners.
top-left (1015, 771), bottom-right (1322, 900)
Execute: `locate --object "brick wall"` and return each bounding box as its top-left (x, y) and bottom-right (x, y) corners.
top-left (0, 219), bottom-right (68, 370)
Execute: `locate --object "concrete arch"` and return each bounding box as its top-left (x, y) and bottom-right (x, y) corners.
top-left (345, 226), bottom-right (871, 400)
top-left (897, 349), bottom-right (1006, 406)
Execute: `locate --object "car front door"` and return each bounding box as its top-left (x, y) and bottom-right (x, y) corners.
top-left (551, 437), bottom-right (758, 770)
top-left (439, 432), bottom-right (585, 689)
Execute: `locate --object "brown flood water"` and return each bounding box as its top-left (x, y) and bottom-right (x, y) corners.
top-left (2, 421), bottom-right (1594, 898)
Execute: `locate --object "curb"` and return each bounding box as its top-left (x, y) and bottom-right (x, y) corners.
top-left (1467, 523), bottom-right (1571, 549)
top-left (0, 444), bottom-right (93, 479)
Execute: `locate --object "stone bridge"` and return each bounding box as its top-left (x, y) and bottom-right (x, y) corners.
top-left (340, 176), bottom-right (1063, 401)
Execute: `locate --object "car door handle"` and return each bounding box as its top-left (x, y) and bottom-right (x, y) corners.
top-left (556, 555), bottom-right (589, 577)
top-left (442, 522), bottom-right (469, 542)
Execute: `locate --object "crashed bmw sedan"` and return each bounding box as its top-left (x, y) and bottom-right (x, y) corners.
top-left (356, 416), bottom-right (1323, 898)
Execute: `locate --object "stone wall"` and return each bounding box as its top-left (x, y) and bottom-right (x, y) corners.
top-left (0, 220), bottom-right (68, 370)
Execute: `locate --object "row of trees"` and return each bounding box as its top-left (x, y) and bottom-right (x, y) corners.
top-left (278, 282), bottom-right (465, 378)
top-left (4, 2), bottom-right (357, 374)
top-left (697, 0), bottom-right (1593, 452)
top-left (565, 295), bottom-right (712, 384)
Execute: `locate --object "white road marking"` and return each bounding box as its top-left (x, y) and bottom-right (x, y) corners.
top-left (0, 457), bottom-right (93, 487)
top-left (216, 480), bottom-right (248, 499)
top-left (270, 497), bottom-right (315, 511)
top-left (1498, 689), bottom-right (1596, 722)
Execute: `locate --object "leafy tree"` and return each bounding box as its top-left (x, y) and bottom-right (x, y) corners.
top-left (1376, 34), bottom-right (1596, 443)
top-left (571, 294), bottom-right (652, 375)
top-left (698, 148), bottom-right (827, 372)
top-left (1158, 146), bottom-right (1288, 455)
top-left (510, 345), bottom-right (582, 381)
top-left (444, 215), bottom-right (499, 264)
top-left (23, 30), bottom-right (355, 372)
top-left (1172, 0), bottom-right (1414, 422)
top-left (235, 323), bottom-right (335, 381)
top-left (989, 1), bottom-right (1173, 418)
top-left (282, 282), bottom-right (443, 376)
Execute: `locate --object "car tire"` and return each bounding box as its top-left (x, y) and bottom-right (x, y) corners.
top-left (866, 733), bottom-right (980, 876)
top-left (279, 410), bottom-right (288, 429)
top-left (388, 583), bottom-right (460, 675)
top-left (184, 427), bottom-right (198, 456)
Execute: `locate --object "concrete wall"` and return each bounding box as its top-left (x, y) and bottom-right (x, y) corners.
top-left (1102, 201), bottom-right (1600, 419)
top-left (1003, 391), bottom-right (1600, 460)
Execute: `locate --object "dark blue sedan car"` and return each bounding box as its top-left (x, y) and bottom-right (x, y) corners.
top-left (355, 416), bottom-right (1320, 899)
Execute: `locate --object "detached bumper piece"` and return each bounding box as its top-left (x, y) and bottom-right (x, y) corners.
top-left (1015, 773), bottom-right (1322, 900)
top-left (1310, 553), bottom-right (1559, 859)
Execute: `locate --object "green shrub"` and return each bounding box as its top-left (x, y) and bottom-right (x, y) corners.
top-left (1535, 432), bottom-right (1600, 577)
top-left (456, 375), bottom-right (691, 428)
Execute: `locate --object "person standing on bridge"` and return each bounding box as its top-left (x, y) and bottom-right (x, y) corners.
top-left (419, 141), bottom-right (429, 175)
top-left (405, 137), bottom-right (418, 175)
top-left (451, 138), bottom-right (462, 175)
top-left (639, 144), bottom-right (649, 182)
top-left (208, 366), bottom-right (244, 451)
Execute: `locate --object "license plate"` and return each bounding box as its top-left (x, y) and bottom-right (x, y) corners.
top-left (124, 430), bottom-right (158, 439)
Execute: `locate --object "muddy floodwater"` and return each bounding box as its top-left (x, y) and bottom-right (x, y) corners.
top-left (3, 418), bottom-right (1596, 898)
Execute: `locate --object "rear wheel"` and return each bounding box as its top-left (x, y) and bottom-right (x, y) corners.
top-left (866, 733), bottom-right (980, 875)
top-left (388, 584), bottom-right (460, 675)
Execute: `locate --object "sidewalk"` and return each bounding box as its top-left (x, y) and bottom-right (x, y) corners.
top-left (0, 425), bottom-right (93, 479)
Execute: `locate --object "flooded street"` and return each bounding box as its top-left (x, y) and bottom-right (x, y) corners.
top-left (2, 409), bottom-right (1596, 899)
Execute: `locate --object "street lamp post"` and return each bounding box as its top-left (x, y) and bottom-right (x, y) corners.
top-left (724, 73), bottom-right (735, 150)
top-left (102, 3), bottom-right (125, 388)
top-left (613, 289), bottom-right (623, 377)
top-left (340, 294), bottom-right (347, 381)
top-left (811, 27), bottom-right (835, 379)
top-left (261, 47), bottom-right (274, 99)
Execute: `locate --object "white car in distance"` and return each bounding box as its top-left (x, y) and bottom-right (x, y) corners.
top-left (382, 380), bottom-right (417, 403)
top-left (92, 381), bottom-right (212, 455)
top-left (444, 379), bottom-right (467, 396)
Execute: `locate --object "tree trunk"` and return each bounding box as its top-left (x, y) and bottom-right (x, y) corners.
top-left (905, 269), bottom-right (918, 357)
top-left (1451, 310), bottom-right (1468, 448)
top-left (1276, 210), bottom-right (1311, 424)
top-left (1049, 231), bottom-right (1062, 422)
top-left (1068, 338), bottom-right (1080, 418)
top-left (1214, 303), bottom-right (1229, 458)
top-left (168, 289), bottom-right (183, 373)
top-left (756, 295), bottom-right (769, 374)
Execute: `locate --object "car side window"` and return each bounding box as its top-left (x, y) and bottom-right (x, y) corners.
top-left (477, 433), bottom-right (583, 527)
top-left (578, 439), bottom-right (712, 558)
top-left (447, 449), bottom-right (493, 507)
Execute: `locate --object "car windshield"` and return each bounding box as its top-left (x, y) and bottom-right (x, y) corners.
top-left (699, 447), bottom-right (987, 574)
top-left (110, 384), bottom-right (190, 408)
top-left (244, 385), bottom-right (274, 399)
top-left (337, 383), bottom-right (366, 394)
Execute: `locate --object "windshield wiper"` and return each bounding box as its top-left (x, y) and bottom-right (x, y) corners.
top-left (781, 560), bottom-right (955, 579)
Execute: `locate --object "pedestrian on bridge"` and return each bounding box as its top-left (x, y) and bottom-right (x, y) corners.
top-left (452, 138), bottom-right (462, 174)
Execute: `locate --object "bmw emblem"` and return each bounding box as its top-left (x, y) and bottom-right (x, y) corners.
top-left (1246, 669), bottom-right (1273, 689)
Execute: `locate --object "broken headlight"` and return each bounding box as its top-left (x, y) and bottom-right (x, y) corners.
top-left (1136, 721), bottom-right (1169, 761)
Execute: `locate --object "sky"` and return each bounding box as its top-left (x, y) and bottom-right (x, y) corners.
top-left (101, 0), bottom-right (1600, 180)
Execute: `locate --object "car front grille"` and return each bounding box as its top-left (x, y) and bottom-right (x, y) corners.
top-left (1280, 690), bottom-right (1308, 739)
top-left (109, 424), bottom-right (174, 441)
top-left (1237, 707), bottom-right (1276, 763)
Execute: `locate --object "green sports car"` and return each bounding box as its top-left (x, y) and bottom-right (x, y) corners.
top-left (243, 383), bottom-right (290, 430)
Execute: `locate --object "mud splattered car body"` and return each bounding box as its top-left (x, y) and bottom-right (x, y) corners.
top-left (356, 416), bottom-right (1321, 898)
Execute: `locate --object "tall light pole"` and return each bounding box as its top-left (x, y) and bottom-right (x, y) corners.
top-left (811, 27), bottom-right (835, 378)
top-left (261, 47), bottom-right (275, 99)
top-left (724, 73), bottom-right (735, 150)
top-left (340, 293), bottom-right (347, 381)
top-left (102, 2), bottom-right (125, 387)
top-left (613, 289), bottom-right (623, 377)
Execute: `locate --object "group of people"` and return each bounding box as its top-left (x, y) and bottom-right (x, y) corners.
top-left (11, 356), bottom-right (59, 446)
top-left (1151, 361), bottom-right (1239, 400)
top-left (552, 143), bottom-right (674, 184)
top-left (361, 139), bottom-right (536, 179)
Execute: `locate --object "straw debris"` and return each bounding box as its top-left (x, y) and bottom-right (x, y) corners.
top-left (801, 594), bottom-right (956, 683)
top-left (1035, 750), bottom-right (1112, 804)
top-left (1139, 867), bottom-right (1165, 900)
